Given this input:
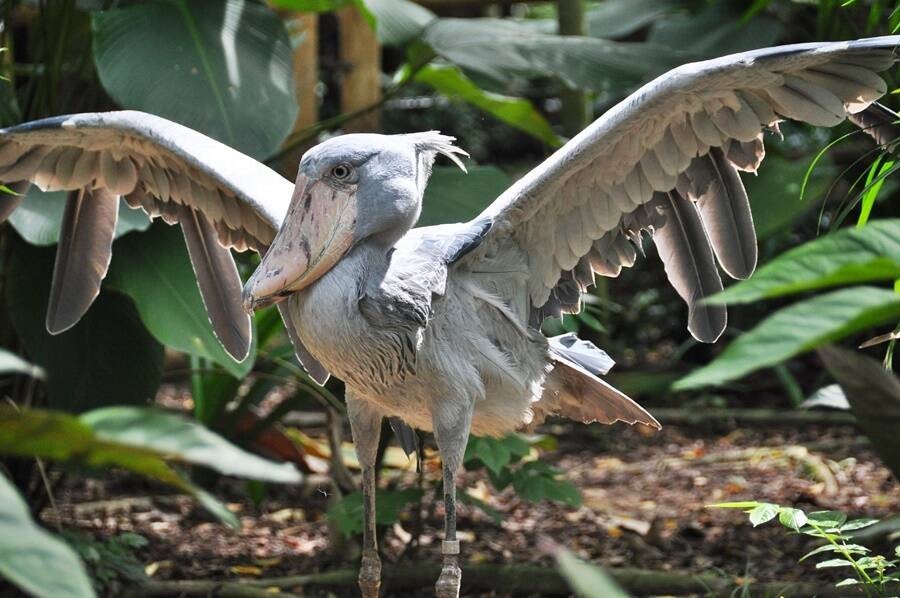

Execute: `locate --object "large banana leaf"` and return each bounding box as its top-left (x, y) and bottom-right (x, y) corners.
top-left (710, 220), bottom-right (900, 305)
top-left (676, 286), bottom-right (900, 389)
top-left (92, 0), bottom-right (297, 160)
top-left (105, 222), bottom-right (256, 379)
top-left (6, 237), bottom-right (163, 411)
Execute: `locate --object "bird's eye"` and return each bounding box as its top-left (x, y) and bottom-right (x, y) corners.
top-left (331, 163), bottom-right (353, 181)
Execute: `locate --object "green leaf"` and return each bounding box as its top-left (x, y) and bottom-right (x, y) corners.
top-left (511, 461), bottom-right (581, 507)
top-left (709, 220), bottom-right (900, 305)
top-left (105, 222), bottom-right (255, 378)
top-left (840, 518), bottom-right (880, 532)
top-left (744, 154), bottom-right (835, 238)
top-left (414, 64), bottom-right (561, 147)
top-left (858, 156), bottom-right (893, 228)
top-left (0, 474), bottom-right (96, 598)
top-left (554, 549), bottom-right (629, 598)
top-left (423, 18), bottom-right (681, 93)
top-left (586, 0), bottom-right (683, 39)
top-left (92, 0), bottom-right (297, 160)
top-left (419, 165), bottom-right (511, 226)
top-left (749, 503), bottom-right (779, 527)
top-left (778, 507), bottom-right (808, 531)
top-left (0, 406), bottom-right (239, 527)
top-left (81, 407), bottom-right (301, 483)
top-left (816, 558), bottom-right (855, 569)
top-left (0, 349), bottom-right (44, 379)
top-left (501, 434), bottom-right (532, 458)
top-left (807, 510), bottom-right (848, 530)
top-left (6, 238), bottom-right (163, 411)
top-left (835, 578), bottom-right (860, 587)
top-left (365, 0), bottom-right (434, 46)
top-left (327, 489), bottom-right (423, 537)
top-left (648, 1), bottom-right (782, 58)
top-left (819, 346), bottom-right (900, 481)
top-left (465, 436), bottom-right (513, 475)
top-left (675, 287), bottom-right (900, 389)
top-left (801, 544), bottom-right (869, 562)
top-left (8, 189), bottom-right (150, 247)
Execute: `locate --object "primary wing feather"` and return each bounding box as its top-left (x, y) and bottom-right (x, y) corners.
top-left (0, 110), bottom-right (293, 361)
top-left (462, 36), bottom-right (900, 341)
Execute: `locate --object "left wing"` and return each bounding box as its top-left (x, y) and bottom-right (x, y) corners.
top-left (0, 110), bottom-right (292, 361)
top-left (459, 36), bottom-right (900, 342)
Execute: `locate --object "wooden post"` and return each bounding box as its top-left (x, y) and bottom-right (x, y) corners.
top-left (337, 6), bottom-right (382, 133)
top-left (279, 13), bottom-right (319, 174)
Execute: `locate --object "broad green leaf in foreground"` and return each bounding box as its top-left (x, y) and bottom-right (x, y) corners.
top-left (553, 548), bottom-right (628, 598)
top-left (0, 475), bottom-right (95, 598)
top-left (414, 64), bottom-right (561, 147)
top-left (81, 407), bottom-right (301, 483)
top-left (0, 406), bottom-right (303, 527)
top-left (106, 222), bottom-right (256, 378)
top-left (92, 0), bottom-right (296, 160)
top-left (819, 346), bottom-right (900, 480)
top-left (419, 165), bottom-right (511, 226)
top-left (709, 220), bottom-right (900, 305)
top-left (9, 188), bottom-right (150, 247)
top-left (675, 287), bottom-right (900, 389)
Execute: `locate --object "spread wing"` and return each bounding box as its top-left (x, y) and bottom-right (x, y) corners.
top-left (462, 36), bottom-right (900, 342)
top-left (0, 110), bottom-right (293, 360)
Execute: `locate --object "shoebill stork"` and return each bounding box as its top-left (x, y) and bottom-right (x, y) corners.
top-left (1, 36), bottom-right (898, 597)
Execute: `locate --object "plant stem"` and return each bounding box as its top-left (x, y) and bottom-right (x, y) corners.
top-left (808, 520), bottom-right (877, 595)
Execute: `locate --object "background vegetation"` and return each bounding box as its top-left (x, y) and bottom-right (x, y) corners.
top-left (1, 0), bottom-right (900, 596)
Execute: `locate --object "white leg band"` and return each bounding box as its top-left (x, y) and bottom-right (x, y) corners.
top-left (442, 540), bottom-right (460, 555)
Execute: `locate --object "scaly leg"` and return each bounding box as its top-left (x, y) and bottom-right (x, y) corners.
top-left (431, 399), bottom-right (474, 598)
top-left (347, 395), bottom-right (383, 598)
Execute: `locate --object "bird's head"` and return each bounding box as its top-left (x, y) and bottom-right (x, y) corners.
top-left (242, 131), bottom-right (467, 312)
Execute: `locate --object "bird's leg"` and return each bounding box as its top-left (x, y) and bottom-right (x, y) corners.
top-left (431, 400), bottom-right (474, 598)
top-left (435, 461), bottom-right (462, 598)
top-left (347, 396), bottom-right (383, 598)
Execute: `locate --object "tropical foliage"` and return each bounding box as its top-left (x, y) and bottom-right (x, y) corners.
top-left (1, 0), bottom-right (900, 595)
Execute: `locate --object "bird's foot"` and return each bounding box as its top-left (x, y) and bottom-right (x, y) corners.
top-left (358, 550), bottom-right (381, 598)
top-left (435, 562), bottom-right (461, 598)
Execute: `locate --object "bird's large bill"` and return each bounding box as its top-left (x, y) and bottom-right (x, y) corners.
top-left (242, 173), bottom-right (357, 312)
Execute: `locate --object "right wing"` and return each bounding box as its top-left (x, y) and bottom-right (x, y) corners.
top-left (0, 110), bottom-right (292, 361)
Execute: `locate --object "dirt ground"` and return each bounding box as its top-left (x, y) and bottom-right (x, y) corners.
top-left (37, 397), bottom-right (900, 597)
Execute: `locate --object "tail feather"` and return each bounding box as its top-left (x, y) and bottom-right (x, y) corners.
top-left (534, 338), bottom-right (660, 430)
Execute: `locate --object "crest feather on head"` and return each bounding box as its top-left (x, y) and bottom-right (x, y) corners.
top-left (406, 131), bottom-right (469, 173)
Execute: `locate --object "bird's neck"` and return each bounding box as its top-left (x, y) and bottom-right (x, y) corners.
top-left (309, 238), bottom-right (392, 299)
